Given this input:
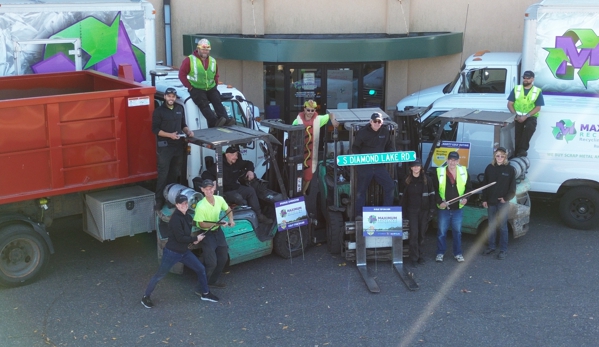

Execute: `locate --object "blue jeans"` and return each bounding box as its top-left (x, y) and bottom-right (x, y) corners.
top-left (144, 248), bottom-right (209, 297)
top-left (487, 202), bottom-right (509, 252)
top-left (354, 165), bottom-right (395, 217)
top-left (436, 208), bottom-right (463, 256)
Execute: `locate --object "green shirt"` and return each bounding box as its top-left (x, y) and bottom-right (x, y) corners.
top-left (193, 195), bottom-right (229, 231)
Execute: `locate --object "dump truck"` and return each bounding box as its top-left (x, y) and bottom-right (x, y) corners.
top-left (0, 68), bottom-right (157, 287)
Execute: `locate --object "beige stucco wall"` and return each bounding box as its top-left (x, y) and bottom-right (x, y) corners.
top-left (147, 0), bottom-right (539, 111)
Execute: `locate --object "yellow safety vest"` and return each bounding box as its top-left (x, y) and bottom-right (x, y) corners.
top-left (437, 165), bottom-right (467, 209)
top-left (513, 85), bottom-right (541, 117)
top-left (187, 55), bottom-right (217, 90)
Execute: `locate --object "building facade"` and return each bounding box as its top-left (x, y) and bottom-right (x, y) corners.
top-left (148, 0), bottom-right (538, 120)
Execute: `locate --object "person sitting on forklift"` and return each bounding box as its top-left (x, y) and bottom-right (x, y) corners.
top-left (201, 146), bottom-right (273, 224)
top-left (352, 112), bottom-right (396, 219)
top-left (292, 99), bottom-right (339, 194)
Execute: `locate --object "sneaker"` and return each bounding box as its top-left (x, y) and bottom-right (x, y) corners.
top-left (417, 258), bottom-right (426, 265)
top-left (200, 291), bottom-right (220, 303)
top-left (209, 281), bottom-right (226, 288)
top-left (482, 248), bottom-right (496, 255)
top-left (214, 117), bottom-right (227, 127)
top-left (141, 295), bottom-right (154, 308)
top-left (435, 254), bottom-right (444, 262)
top-left (455, 254), bottom-right (465, 262)
top-left (497, 251), bottom-right (507, 260)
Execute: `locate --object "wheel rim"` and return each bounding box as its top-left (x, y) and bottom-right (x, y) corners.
top-left (569, 197), bottom-right (595, 221)
top-left (0, 238), bottom-right (41, 278)
top-left (285, 230), bottom-right (304, 252)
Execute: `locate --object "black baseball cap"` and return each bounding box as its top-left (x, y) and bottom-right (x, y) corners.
top-left (371, 112), bottom-right (383, 121)
top-left (447, 151), bottom-right (460, 160)
top-left (495, 146), bottom-right (507, 154)
top-left (225, 146), bottom-right (240, 154)
top-left (165, 87), bottom-right (177, 95)
top-left (522, 71), bottom-right (535, 78)
top-left (200, 179), bottom-right (215, 188)
top-left (409, 159), bottom-right (422, 167)
top-left (175, 194), bottom-right (188, 204)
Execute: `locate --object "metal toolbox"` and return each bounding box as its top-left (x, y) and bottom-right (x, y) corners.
top-left (83, 186), bottom-right (155, 241)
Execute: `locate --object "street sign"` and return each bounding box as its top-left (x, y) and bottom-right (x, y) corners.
top-left (336, 151), bottom-right (416, 166)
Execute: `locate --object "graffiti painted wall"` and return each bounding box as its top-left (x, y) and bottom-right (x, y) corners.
top-left (1, 10), bottom-right (148, 81)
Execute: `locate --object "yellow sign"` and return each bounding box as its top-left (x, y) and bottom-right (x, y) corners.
top-left (431, 141), bottom-right (471, 168)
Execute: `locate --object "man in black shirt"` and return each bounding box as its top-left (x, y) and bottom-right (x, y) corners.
top-left (152, 88), bottom-right (194, 210)
top-left (202, 146), bottom-right (272, 224)
top-left (141, 195), bottom-right (218, 308)
top-left (352, 112), bottom-right (396, 218)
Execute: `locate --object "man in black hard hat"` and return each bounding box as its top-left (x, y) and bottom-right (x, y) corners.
top-left (152, 87), bottom-right (194, 210)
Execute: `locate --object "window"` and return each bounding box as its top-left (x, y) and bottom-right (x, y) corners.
top-left (221, 100), bottom-right (247, 127)
top-left (459, 68), bottom-right (507, 94)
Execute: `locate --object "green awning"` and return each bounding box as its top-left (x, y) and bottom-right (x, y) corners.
top-left (183, 33), bottom-right (463, 62)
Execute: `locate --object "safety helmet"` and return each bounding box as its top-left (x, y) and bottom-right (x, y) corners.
top-left (165, 87), bottom-right (177, 95)
top-left (197, 39), bottom-right (211, 51)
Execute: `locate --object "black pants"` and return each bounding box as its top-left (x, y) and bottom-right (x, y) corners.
top-left (407, 209), bottom-right (429, 261)
top-left (201, 227), bottom-right (229, 285)
top-left (224, 184), bottom-right (261, 216)
top-left (515, 116), bottom-right (537, 155)
top-left (189, 86), bottom-right (228, 127)
top-left (155, 143), bottom-right (185, 204)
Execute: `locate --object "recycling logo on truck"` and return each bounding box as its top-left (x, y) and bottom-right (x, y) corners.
top-left (552, 120), bottom-right (577, 143)
top-left (544, 29), bottom-right (599, 88)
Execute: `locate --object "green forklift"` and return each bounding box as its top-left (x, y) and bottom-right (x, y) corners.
top-left (156, 125), bottom-right (311, 273)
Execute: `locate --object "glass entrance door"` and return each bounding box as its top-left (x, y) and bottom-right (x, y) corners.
top-left (326, 67), bottom-right (357, 110)
top-left (288, 66), bottom-right (322, 122)
top-left (265, 62), bottom-right (385, 123)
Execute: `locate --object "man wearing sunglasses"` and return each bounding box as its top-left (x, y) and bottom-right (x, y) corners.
top-left (481, 147), bottom-right (516, 260)
top-left (507, 70), bottom-right (544, 157)
top-left (178, 38), bottom-right (235, 128)
top-left (292, 100), bottom-right (338, 194)
top-left (351, 112), bottom-right (395, 218)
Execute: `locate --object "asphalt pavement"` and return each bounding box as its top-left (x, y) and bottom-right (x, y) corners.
top-left (1, 199), bottom-right (598, 347)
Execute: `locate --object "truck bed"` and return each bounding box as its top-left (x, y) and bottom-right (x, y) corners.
top-left (0, 71), bottom-right (157, 205)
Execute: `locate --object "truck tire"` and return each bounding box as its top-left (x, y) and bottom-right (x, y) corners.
top-left (559, 187), bottom-right (599, 230)
top-left (273, 227), bottom-right (309, 259)
top-left (326, 211), bottom-right (344, 254)
top-left (0, 224), bottom-right (49, 287)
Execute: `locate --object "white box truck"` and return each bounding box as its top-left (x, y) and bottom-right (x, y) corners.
top-left (0, 0), bottom-right (156, 82)
top-left (397, 0), bottom-right (599, 110)
top-left (400, 0), bottom-right (599, 230)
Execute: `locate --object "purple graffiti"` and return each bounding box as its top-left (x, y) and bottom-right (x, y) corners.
top-left (555, 36), bottom-right (594, 75)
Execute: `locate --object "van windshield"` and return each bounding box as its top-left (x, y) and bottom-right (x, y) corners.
top-left (458, 68), bottom-right (507, 94)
